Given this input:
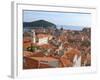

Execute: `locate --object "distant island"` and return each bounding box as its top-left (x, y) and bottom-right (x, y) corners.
top-left (23, 20), bottom-right (56, 29)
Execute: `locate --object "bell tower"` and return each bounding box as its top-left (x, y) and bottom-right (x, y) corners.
top-left (32, 30), bottom-right (36, 43)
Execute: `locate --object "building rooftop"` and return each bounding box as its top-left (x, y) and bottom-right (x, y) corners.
top-left (37, 34), bottom-right (49, 38)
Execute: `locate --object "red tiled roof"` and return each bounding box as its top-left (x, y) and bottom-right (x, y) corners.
top-left (30, 57), bottom-right (58, 62)
top-left (23, 51), bottom-right (45, 57)
top-left (37, 34), bottom-right (49, 38)
top-left (63, 48), bottom-right (81, 62)
top-left (39, 44), bottom-right (57, 49)
top-left (23, 37), bottom-right (32, 43)
top-left (60, 56), bottom-right (73, 67)
top-left (23, 51), bottom-right (33, 57)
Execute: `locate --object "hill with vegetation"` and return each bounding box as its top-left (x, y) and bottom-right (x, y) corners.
top-left (23, 20), bottom-right (56, 29)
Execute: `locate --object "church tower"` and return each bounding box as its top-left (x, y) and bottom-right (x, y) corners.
top-left (32, 30), bottom-right (36, 43)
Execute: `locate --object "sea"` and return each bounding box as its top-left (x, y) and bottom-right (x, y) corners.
top-left (23, 25), bottom-right (86, 32)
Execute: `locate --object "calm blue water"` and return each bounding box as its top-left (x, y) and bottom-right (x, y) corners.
top-left (23, 25), bottom-right (85, 32)
top-left (56, 25), bottom-right (84, 31)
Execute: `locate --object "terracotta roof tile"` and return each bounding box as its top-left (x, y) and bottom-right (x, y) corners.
top-left (37, 34), bottom-right (48, 38)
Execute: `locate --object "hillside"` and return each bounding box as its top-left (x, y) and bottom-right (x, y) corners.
top-left (23, 20), bottom-right (56, 29)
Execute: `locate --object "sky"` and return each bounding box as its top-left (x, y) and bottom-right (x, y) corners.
top-left (23, 10), bottom-right (91, 30)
